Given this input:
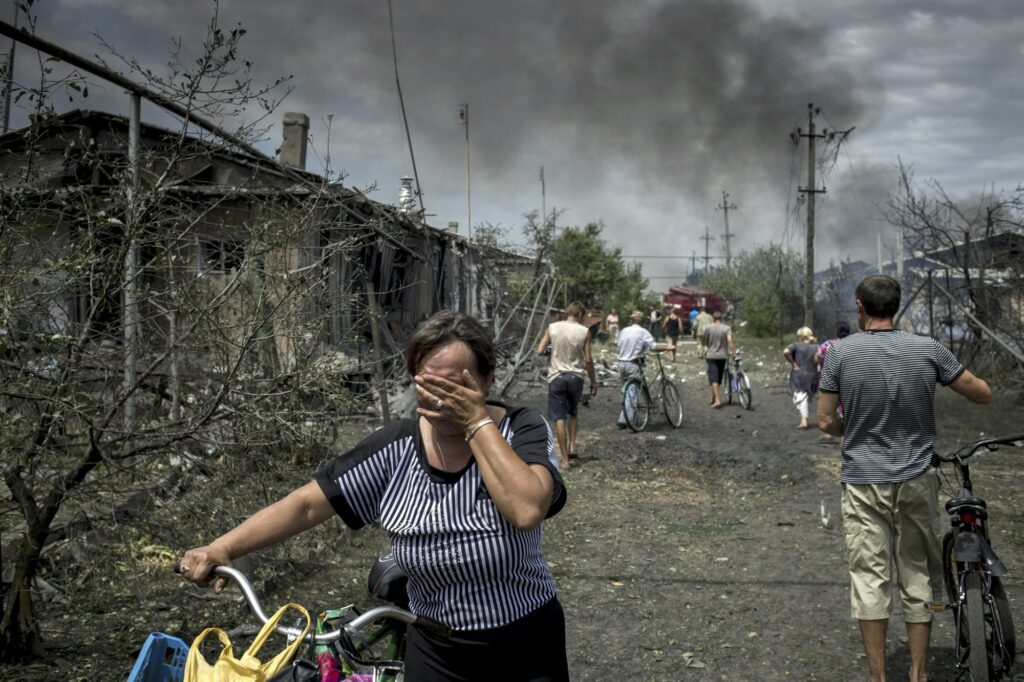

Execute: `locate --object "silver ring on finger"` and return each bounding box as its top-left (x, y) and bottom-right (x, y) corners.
top-left (434, 399), bottom-right (444, 410)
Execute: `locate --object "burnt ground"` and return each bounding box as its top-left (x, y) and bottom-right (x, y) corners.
top-left (3, 335), bottom-right (1023, 681)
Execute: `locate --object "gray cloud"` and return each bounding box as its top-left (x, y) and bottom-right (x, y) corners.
top-left (12, 0), bottom-right (1023, 285)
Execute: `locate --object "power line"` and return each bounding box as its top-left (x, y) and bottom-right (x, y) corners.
top-left (793, 102), bottom-right (854, 330)
top-left (700, 225), bottom-right (716, 272)
top-left (622, 255), bottom-right (726, 259)
top-left (717, 190), bottom-right (738, 269)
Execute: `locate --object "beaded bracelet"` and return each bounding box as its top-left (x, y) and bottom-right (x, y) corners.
top-left (464, 417), bottom-right (495, 443)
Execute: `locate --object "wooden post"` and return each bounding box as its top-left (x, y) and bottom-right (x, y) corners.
top-left (366, 282), bottom-right (391, 423)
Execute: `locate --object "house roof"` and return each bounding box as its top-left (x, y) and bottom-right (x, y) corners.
top-left (0, 109), bottom-right (474, 259)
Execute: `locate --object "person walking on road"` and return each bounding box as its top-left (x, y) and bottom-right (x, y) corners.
top-left (817, 275), bottom-right (992, 682)
top-left (537, 301), bottom-right (597, 470)
top-left (693, 307), bottom-right (714, 358)
top-left (816, 322), bottom-right (851, 443)
top-left (702, 311), bottom-right (735, 407)
top-left (783, 326), bottom-right (820, 429)
top-left (616, 310), bottom-right (674, 428)
top-left (665, 307), bottom-right (682, 362)
top-left (648, 306), bottom-right (662, 341)
top-left (606, 309), bottom-right (620, 343)
top-left (687, 307), bottom-right (699, 337)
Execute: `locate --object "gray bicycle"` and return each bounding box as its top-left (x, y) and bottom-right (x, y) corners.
top-left (621, 351), bottom-right (683, 431)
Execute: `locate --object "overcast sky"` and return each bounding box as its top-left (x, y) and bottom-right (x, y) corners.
top-left (10, 0), bottom-right (1024, 288)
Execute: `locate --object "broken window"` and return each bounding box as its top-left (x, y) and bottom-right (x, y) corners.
top-left (197, 236), bottom-right (246, 274)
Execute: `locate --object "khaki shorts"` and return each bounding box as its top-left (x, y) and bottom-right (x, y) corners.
top-left (841, 469), bottom-right (942, 622)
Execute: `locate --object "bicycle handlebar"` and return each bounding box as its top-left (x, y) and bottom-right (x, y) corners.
top-left (935, 433), bottom-right (1024, 464)
top-left (204, 565), bottom-right (417, 644)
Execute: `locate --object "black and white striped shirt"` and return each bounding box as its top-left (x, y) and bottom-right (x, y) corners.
top-left (315, 405), bottom-right (565, 631)
top-left (819, 330), bottom-right (964, 484)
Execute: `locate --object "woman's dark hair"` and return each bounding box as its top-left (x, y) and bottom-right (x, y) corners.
top-left (835, 322), bottom-right (851, 339)
top-left (405, 310), bottom-right (497, 377)
top-left (855, 275), bottom-right (901, 318)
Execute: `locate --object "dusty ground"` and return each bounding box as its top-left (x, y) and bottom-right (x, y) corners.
top-left (3, 336), bottom-right (1023, 681)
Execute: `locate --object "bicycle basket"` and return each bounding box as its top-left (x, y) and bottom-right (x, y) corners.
top-left (126, 632), bottom-right (189, 682)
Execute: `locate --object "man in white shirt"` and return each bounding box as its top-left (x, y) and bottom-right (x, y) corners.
top-left (616, 310), bottom-right (674, 428)
top-left (536, 301), bottom-right (597, 469)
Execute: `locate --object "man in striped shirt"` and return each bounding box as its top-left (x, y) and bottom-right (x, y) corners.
top-left (817, 275), bottom-right (992, 682)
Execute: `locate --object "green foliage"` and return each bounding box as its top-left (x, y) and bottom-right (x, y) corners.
top-left (546, 222), bottom-right (648, 311)
top-left (701, 244), bottom-right (804, 337)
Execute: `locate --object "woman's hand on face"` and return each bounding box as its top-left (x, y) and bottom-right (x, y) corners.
top-left (178, 544), bottom-right (233, 593)
top-left (415, 369), bottom-right (489, 429)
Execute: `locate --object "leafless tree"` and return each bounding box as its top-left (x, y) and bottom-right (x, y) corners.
top-left (0, 8), bottom-right (371, 659)
top-left (886, 160), bottom-right (1024, 375)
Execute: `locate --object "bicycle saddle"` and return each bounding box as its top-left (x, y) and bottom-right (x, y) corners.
top-left (368, 553), bottom-right (410, 608)
top-left (945, 495), bottom-right (987, 514)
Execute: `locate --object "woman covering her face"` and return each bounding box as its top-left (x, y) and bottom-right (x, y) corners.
top-left (179, 311), bottom-right (569, 681)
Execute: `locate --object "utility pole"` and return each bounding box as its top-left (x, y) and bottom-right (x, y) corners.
top-left (539, 166), bottom-right (546, 233)
top-left (459, 102), bottom-right (471, 240)
top-left (700, 225), bottom-right (716, 273)
top-left (123, 93), bottom-right (141, 430)
top-left (691, 250), bottom-right (697, 276)
top-left (716, 190), bottom-right (738, 270)
top-left (795, 102), bottom-right (829, 330)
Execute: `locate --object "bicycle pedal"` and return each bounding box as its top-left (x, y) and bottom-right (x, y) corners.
top-left (926, 601), bottom-right (951, 612)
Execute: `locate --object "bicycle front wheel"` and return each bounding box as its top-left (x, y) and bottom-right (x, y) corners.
top-left (661, 381), bottom-right (683, 428)
top-left (991, 576), bottom-right (1016, 675)
top-left (724, 371), bottom-right (733, 404)
top-left (738, 372), bottom-right (752, 410)
top-left (965, 572), bottom-right (991, 682)
top-left (623, 379), bottom-right (650, 431)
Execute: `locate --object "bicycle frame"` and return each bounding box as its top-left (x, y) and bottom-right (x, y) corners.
top-left (721, 356), bottom-right (751, 409)
top-left (936, 434), bottom-right (1024, 679)
top-left (211, 565), bottom-right (417, 644)
top-left (205, 565), bottom-right (415, 680)
top-left (729, 358), bottom-right (742, 393)
top-left (621, 352), bottom-right (682, 431)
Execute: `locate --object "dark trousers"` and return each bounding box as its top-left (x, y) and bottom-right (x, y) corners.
top-left (404, 597), bottom-right (569, 681)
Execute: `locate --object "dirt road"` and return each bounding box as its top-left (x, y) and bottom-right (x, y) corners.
top-left (4, 337), bottom-right (1022, 681)
top-left (518, 338), bottom-right (1024, 681)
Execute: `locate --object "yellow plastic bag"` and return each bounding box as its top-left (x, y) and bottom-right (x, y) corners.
top-left (184, 603), bottom-right (311, 682)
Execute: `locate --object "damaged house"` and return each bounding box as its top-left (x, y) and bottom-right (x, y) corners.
top-left (0, 109), bottom-right (507, 401)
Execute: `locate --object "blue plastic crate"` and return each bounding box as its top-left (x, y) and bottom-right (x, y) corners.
top-left (126, 632), bottom-right (189, 682)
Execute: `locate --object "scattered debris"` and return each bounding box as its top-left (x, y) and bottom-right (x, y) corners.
top-left (682, 652), bottom-right (706, 669)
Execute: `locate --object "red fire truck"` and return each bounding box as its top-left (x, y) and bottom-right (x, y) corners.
top-left (663, 286), bottom-right (722, 313)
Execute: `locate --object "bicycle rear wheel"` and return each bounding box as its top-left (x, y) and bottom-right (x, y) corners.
top-left (661, 381), bottom-right (683, 428)
top-left (943, 531), bottom-right (960, 604)
top-left (965, 572), bottom-right (991, 682)
top-left (738, 372), bottom-right (752, 410)
top-left (623, 379), bottom-right (650, 431)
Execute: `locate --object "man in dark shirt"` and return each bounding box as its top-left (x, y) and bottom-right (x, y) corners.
top-left (702, 311), bottom-right (734, 408)
top-left (817, 275), bottom-right (992, 682)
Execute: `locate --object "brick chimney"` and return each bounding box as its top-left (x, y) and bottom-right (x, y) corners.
top-left (280, 112), bottom-right (309, 170)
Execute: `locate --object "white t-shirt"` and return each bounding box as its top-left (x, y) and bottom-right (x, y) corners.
top-left (546, 320), bottom-right (589, 382)
top-left (617, 324), bottom-right (656, 361)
